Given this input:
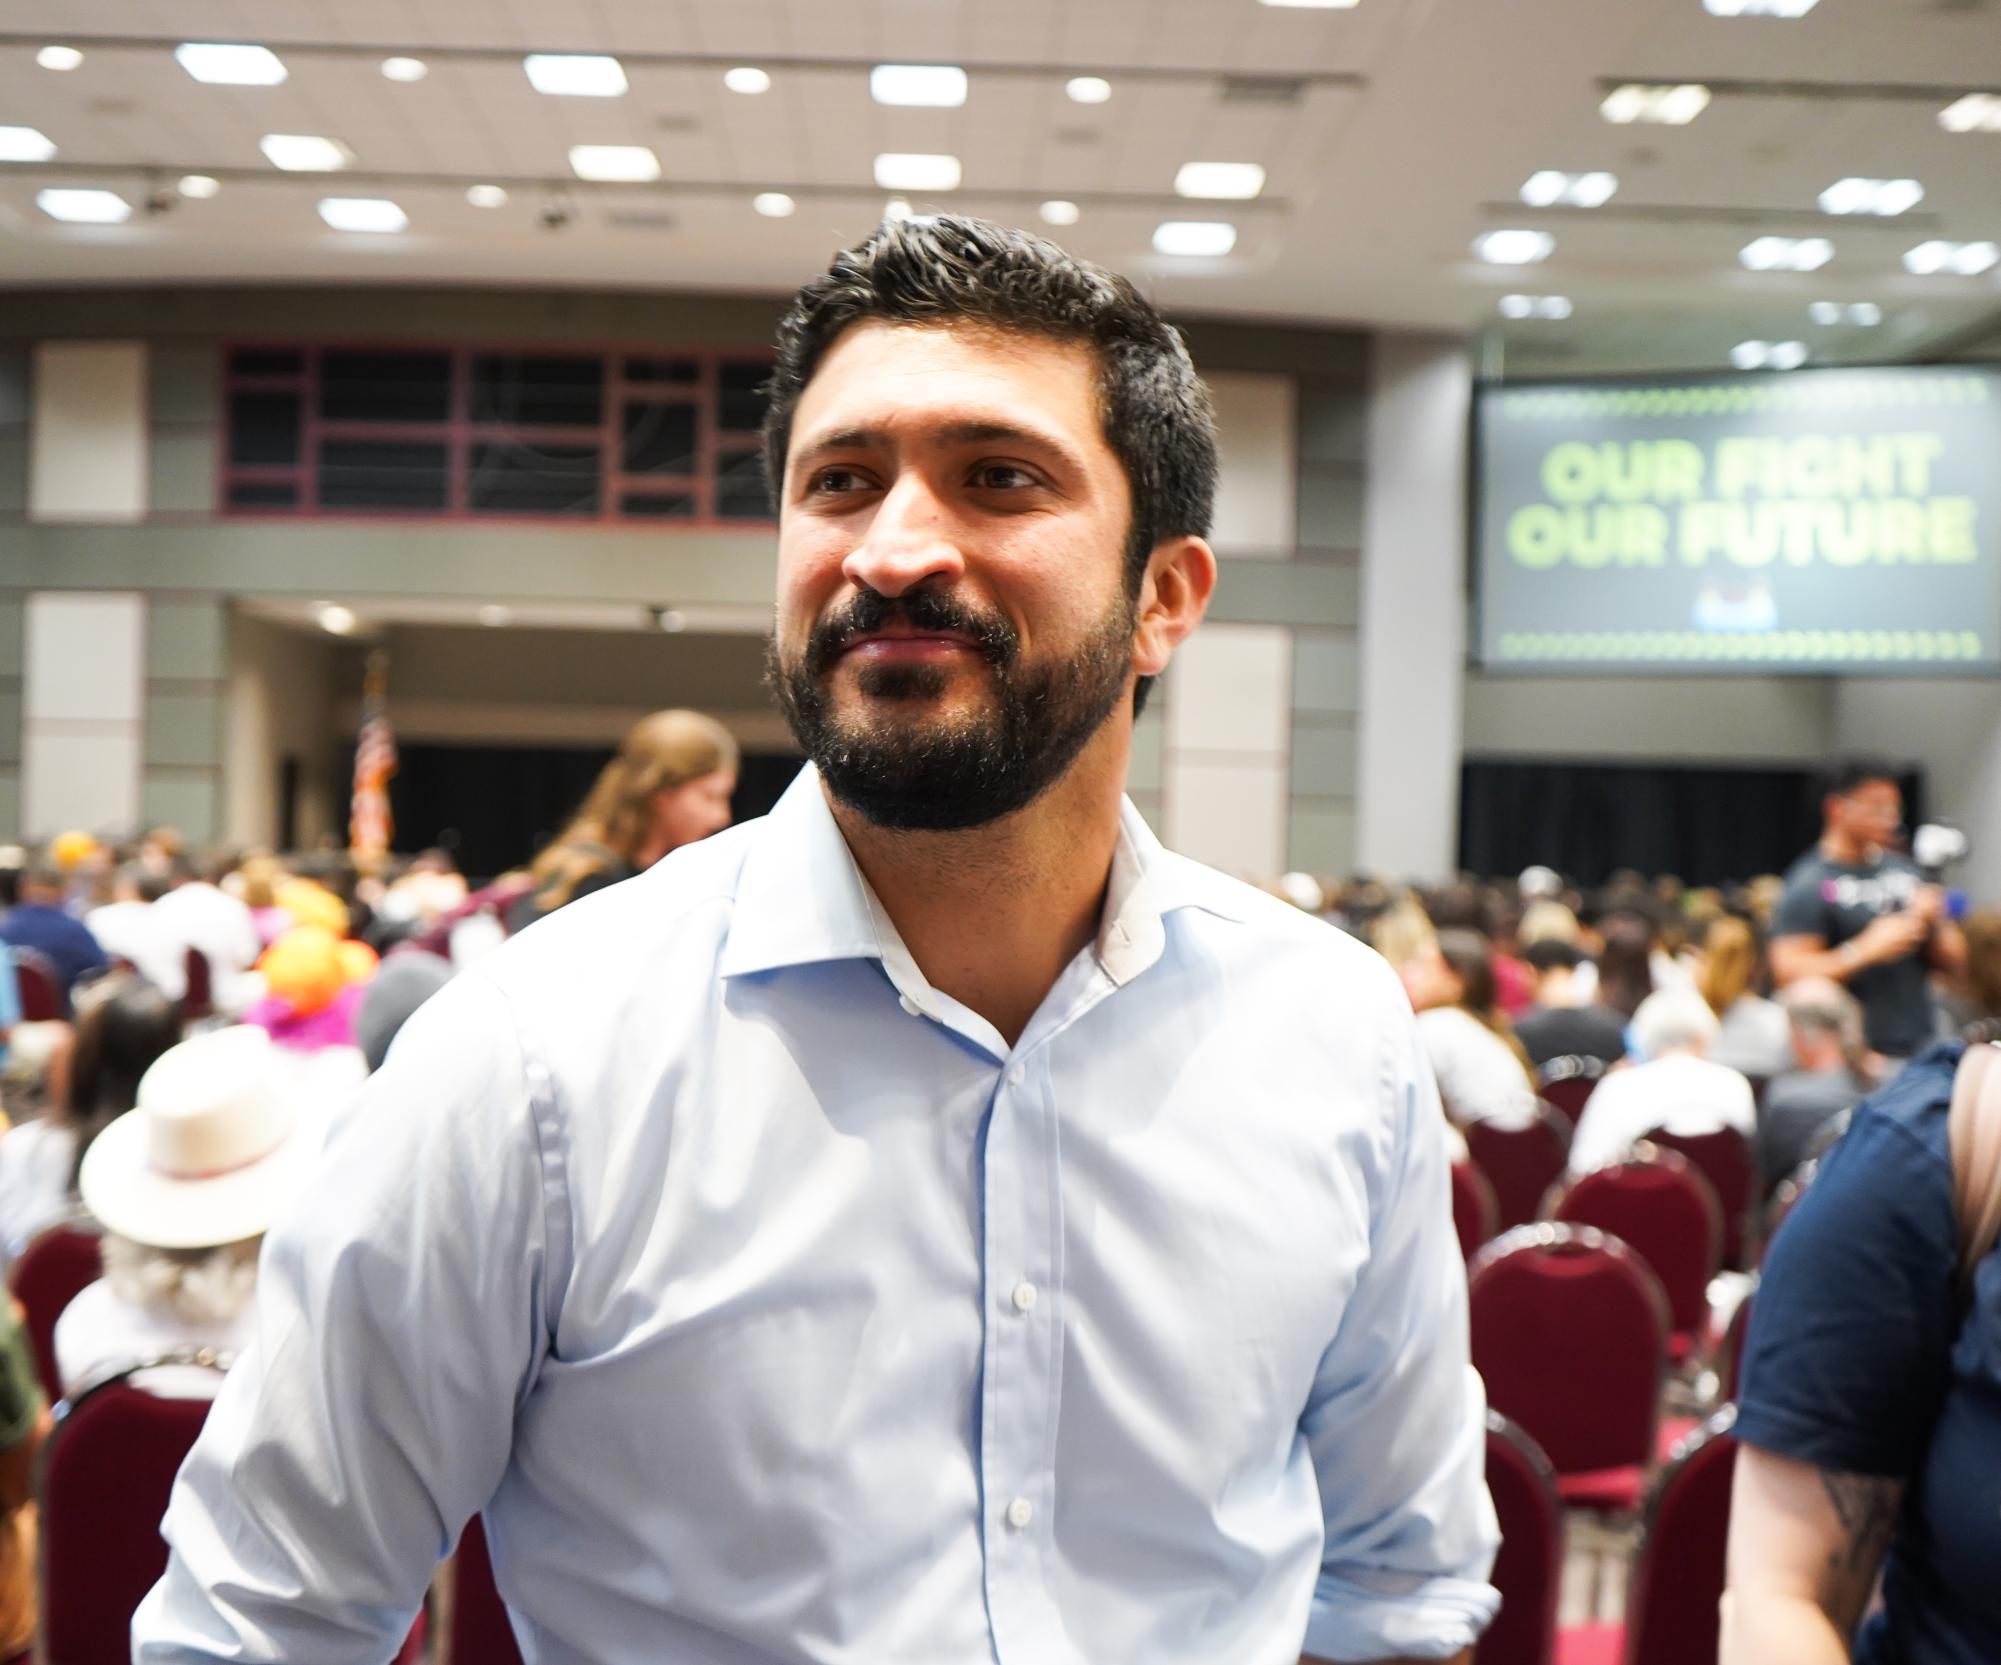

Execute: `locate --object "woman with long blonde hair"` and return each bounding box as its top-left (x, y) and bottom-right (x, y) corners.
top-left (1698, 914), bottom-right (1791, 1078)
top-left (512, 710), bottom-right (740, 928)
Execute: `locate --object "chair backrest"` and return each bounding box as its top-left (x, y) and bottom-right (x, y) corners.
top-left (1719, 1288), bottom-right (1755, 1404)
top-left (7, 1221), bottom-right (103, 1404)
top-left (1450, 1161), bottom-right (1501, 1263)
top-left (181, 946), bottom-right (214, 1022)
top-left (1476, 1411), bottom-right (1562, 1665)
top-left (449, 1513), bottom-right (526, 1665)
top-left (1536, 1055), bottom-right (1605, 1128)
top-left (1542, 1147), bottom-right (1724, 1337)
top-left (38, 1355), bottom-right (224, 1665)
top-left (1644, 1124), bottom-right (1757, 1268)
top-left (1624, 1405), bottom-right (1740, 1665)
top-left (1468, 1223), bottom-right (1670, 1477)
top-left (1464, 1105), bottom-right (1573, 1232)
top-left (8, 948), bottom-right (60, 1023)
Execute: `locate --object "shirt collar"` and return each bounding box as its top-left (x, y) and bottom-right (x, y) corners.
top-left (717, 765), bottom-right (1246, 983)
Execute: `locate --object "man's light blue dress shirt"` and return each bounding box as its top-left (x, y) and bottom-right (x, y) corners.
top-left (135, 768), bottom-right (1498, 1664)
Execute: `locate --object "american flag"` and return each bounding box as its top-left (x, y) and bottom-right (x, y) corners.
top-left (350, 650), bottom-right (397, 861)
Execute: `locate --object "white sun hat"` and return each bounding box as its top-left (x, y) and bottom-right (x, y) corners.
top-left (79, 1025), bottom-right (310, 1249)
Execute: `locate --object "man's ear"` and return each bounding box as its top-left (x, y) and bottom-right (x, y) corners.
top-left (1131, 536), bottom-right (1217, 679)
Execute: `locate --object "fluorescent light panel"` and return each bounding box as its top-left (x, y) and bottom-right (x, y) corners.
top-left (1739, 235), bottom-right (1832, 271)
top-left (1705, 0), bottom-right (1819, 13)
top-left (466, 184), bottom-right (508, 208)
top-left (1066, 77), bottom-right (1111, 104)
top-left (569, 144), bottom-right (660, 182)
top-left (1153, 220), bottom-right (1236, 257)
top-left (1939, 93), bottom-right (2001, 133)
top-left (1809, 300), bottom-right (1882, 326)
top-left (524, 54), bottom-right (627, 97)
top-left (37, 188), bottom-right (130, 224)
top-left (260, 134), bottom-right (354, 171)
top-left (1258, 0), bottom-right (1360, 7)
top-left (36, 46), bottom-right (83, 71)
top-left (1818, 177), bottom-right (1923, 216)
top-left (753, 192), bottom-right (795, 217)
top-left (1520, 169), bottom-right (1618, 208)
top-left (175, 42), bottom-right (287, 85)
top-left (1904, 239), bottom-right (1999, 276)
top-left (0, 126), bottom-right (56, 163)
top-left (870, 65), bottom-right (967, 107)
top-left (1175, 162), bottom-right (1266, 200)
top-left (381, 57), bottom-right (428, 83)
top-left (724, 67), bottom-right (771, 94)
top-left (1040, 199), bottom-right (1080, 226)
top-left (874, 152), bottom-right (961, 190)
top-left (178, 174), bottom-right (220, 199)
top-left (1730, 340), bottom-right (1806, 370)
top-left (1600, 83), bottom-right (1710, 125)
top-left (1474, 228), bottom-right (1555, 265)
top-left (319, 197), bottom-right (407, 233)
top-left (1499, 294), bottom-right (1573, 320)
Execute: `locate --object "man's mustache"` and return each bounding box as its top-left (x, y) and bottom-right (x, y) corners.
top-left (803, 589), bottom-right (1019, 678)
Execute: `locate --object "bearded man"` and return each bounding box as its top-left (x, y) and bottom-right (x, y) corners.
top-left (136, 217), bottom-right (1496, 1665)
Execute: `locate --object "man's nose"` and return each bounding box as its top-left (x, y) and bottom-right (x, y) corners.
top-left (841, 475), bottom-right (966, 598)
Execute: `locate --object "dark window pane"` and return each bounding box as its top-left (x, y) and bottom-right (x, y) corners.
top-left (624, 357), bottom-right (699, 385)
top-left (620, 402), bottom-right (698, 475)
top-left (717, 361), bottom-right (770, 433)
top-left (229, 391), bottom-right (302, 465)
top-left (620, 492), bottom-right (696, 519)
top-left (715, 449), bottom-right (772, 519)
top-left (226, 480), bottom-right (299, 509)
top-left (318, 439), bottom-right (450, 510)
top-left (230, 347), bottom-right (303, 377)
top-left (471, 355), bottom-right (603, 426)
top-left (468, 440), bottom-right (601, 514)
top-left (318, 351), bottom-right (452, 422)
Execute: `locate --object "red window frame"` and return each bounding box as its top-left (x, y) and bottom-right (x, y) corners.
top-left (217, 342), bottom-right (775, 529)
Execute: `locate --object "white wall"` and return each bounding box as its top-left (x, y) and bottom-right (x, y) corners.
top-left (21, 591), bottom-right (145, 838)
top-left (29, 341), bottom-right (147, 521)
top-left (1834, 680), bottom-right (2001, 898)
top-left (225, 611), bottom-right (339, 847)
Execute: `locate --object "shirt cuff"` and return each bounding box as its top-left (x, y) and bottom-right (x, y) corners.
top-left (1302, 1567), bottom-right (1501, 1662)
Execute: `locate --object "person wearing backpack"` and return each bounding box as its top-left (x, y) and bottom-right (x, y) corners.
top-left (1721, 1039), bottom-right (2001, 1662)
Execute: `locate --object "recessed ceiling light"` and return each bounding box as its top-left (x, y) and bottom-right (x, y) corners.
top-left (1767, 341), bottom-right (1808, 369)
top-left (1040, 199), bottom-right (1081, 226)
top-left (177, 174), bottom-right (220, 199)
top-left (316, 603), bottom-right (358, 636)
top-left (1520, 170), bottom-right (1618, 208)
top-left (1904, 239), bottom-right (1999, 276)
top-left (1705, 0), bottom-right (1819, 13)
top-left (1473, 228), bottom-right (1555, 265)
top-left (477, 605), bottom-right (512, 628)
top-left (260, 134), bottom-right (355, 172)
top-left (1174, 161), bottom-right (1266, 200)
top-left (318, 196), bottom-right (407, 234)
top-left (36, 45), bottom-right (83, 72)
top-left (568, 144), bottom-right (661, 182)
top-left (870, 64), bottom-right (968, 107)
top-left (1740, 234), bottom-right (1832, 271)
top-left (874, 152), bottom-right (961, 191)
top-left (1938, 92), bottom-right (2001, 134)
top-left (175, 43), bottom-right (287, 85)
top-left (37, 188), bottom-right (131, 224)
top-left (883, 198), bottom-right (915, 222)
top-left (1600, 83), bottom-right (1710, 125)
top-left (724, 66), bottom-right (771, 95)
top-left (1808, 300), bottom-right (1841, 325)
top-left (1153, 220), bottom-right (1237, 257)
top-left (524, 54), bottom-right (627, 97)
top-left (0, 127), bottom-right (57, 163)
top-left (1848, 301), bottom-right (1883, 325)
top-left (753, 191), bottom-right (795, 217)
top-left (1499, 294), bottom-right (1572, 320)
top-left (381, 57), bottom-right (428, 83)
top-left (1731, 340), bottom-right (1770, 369)
top-left (1066, 77), bottom-right (1112, 104)
top-left (466, 184), bottom-right (508, 208)
top-left (1819, 177), bottom-right (1923, 216)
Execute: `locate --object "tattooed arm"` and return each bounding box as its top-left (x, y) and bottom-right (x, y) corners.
top-left (1719, 1444), bottom-right (1902, 1664)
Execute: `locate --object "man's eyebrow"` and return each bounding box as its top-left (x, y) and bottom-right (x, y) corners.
top-left (791, 421), bottom-right (1086, 468)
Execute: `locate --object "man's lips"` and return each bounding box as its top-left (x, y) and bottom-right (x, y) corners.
top-left (837, 630), bottom-right (982, 660)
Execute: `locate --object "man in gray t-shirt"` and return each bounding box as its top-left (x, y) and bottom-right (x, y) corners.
top-left (1770, 761), bottom-right (1964, 1060)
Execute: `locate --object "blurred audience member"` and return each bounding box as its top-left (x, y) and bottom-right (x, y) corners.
top-left (241, 927), bottom-right (377, 1058)
top-left (511, 709), bottom-right (739, 931)
top-left (1517, 898), bottom-right (1580, 949)
top-left (1513, 940), bottom-right (1628, 1068)
top-left (1409, 928), bottom-right (1539, 1131)
top-left (150, 853), bottom-right (265, 1016)
top-left (84, 862), bottom-right (186, 1001)
top-left (356, 954), bottom-right (453, 1073)
top-left (1594, 914), bottom-right (1657, 1021)
top-left (0, 974), bottom-right (178, 1256)
top-left (0, 1295), bottom-right (44, 1657)
top-left (1759, 979), bottom-right (1874, 1191)
top-left (0, 866), bottom-right (108, 1017)
top-left (1943, 905), bottom-right (2001, 1043)
top-left (1698, 914), bottom-right (1792, 1078)
top-left (1569, 986), bottom-right (1756, 1173)
top-left (61, 1027), bottom-right (307, 1398)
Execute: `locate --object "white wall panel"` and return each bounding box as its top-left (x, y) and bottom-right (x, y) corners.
top-left (22, 591), bottom-right (145, 837)
top-left (22, 731), bottom-right (142, 841)
top-left (1164, 756), bottom-right (1288, 877)
top-left (29, 341), bottom-right (148, 522)
top-left (1164, 624), bottom-right (1292, 757)
top-left (1205, 370), bottom-right (1297, 556)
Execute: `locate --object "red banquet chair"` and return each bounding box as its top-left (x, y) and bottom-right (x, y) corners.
top-left (1541, 1147), bottom-right (1724, 1361)
top-left (181, 946), bottom-right (214, 1023)
top-left (1451, 1161), bottom-right (1502, 1263)
top-left (1621, 1406), bottom-right (1740, 1665)
top-left (450, 1513), bottom-right (527, 1665)
top-left (1468, 1224), bottom-right (1671, 1515)
top-left (1476, 1412), bottom-right (1562, 1665)
top-left (7, 1220), bottom-right (102, 1405)
top-left (1643, 1125), bottom-right (1757, 1269)
top-left (1464, 1104), bottom-right (1572, 1232)
top-left (8, 950), bottom-right (60, 1024)
top-left (1535, 1055), bottom-right (1605, 1129)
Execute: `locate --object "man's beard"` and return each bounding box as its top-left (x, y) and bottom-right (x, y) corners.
top-left (770, 584), bottom-right (1136, 832)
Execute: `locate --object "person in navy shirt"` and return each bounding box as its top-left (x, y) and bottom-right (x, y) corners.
top-left (0, 867), bottom-right (108, 1017)
top-left (1722, 1042), bottom-right (2001, 1663)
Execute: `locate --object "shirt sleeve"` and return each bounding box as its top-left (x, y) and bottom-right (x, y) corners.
top-left (1769, 871), bottom-right (1826, 942)
top-left (132, 971), bottom-right (570, 1664)
top-left (1734, 1091), bottom-right (1957, 1477)
top-left (1298, 979), bottom-right (1501, 1662)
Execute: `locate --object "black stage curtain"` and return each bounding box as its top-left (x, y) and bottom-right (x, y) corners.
top-left (1458, 758), bottom-right (1926, 888)
top-left (373, 744), bottom-right (804, 882)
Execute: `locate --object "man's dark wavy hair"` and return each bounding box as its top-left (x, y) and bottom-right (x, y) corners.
top-left (762, 216), bottom-right (1219, 711)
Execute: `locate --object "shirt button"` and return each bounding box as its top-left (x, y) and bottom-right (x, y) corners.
top-left (898, 994), bottom-right (920, 1017)
top-left (1007, 1063), bottom-right (1025, 1086)
top-left (1011, 1280), bottom-right (1038, 1313)
top-left (1006, 1496), bottom-right (1035, 1529)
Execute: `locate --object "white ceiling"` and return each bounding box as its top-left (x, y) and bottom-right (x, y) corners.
top-left (2, 0), bottom-right (2000, 373)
